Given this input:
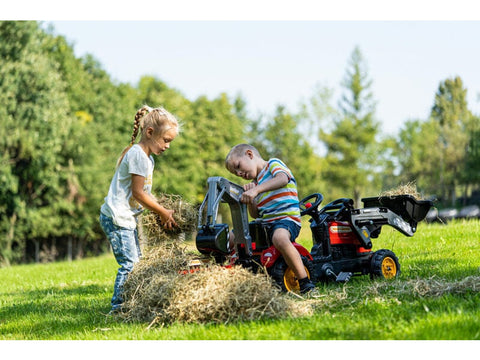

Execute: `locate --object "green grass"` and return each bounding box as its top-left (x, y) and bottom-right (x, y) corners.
top-left (1, 220), bottom-right (479, 340)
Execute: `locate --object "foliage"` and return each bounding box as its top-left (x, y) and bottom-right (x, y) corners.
top-left (0, 21), bottom-right (76, 264)
top-left (395, 119), bottom-right (442, 197)
top-left (394, 77), bottom-right (479, 204)
top-left (430, 77), bottom-right (473, 204)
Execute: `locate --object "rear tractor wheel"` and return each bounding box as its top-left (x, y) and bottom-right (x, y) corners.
top-left (269, 255), bottom-right (314, 293)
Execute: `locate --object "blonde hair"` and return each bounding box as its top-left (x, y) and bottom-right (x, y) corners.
top-left (116, 105), bottom-right (180, 168)
top-left (225, 143), bottom-right (261, 171)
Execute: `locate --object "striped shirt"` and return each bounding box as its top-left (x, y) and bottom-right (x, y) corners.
top-left (255, 158), bottom-right (301, 226)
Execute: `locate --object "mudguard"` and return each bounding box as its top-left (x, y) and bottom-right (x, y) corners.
top-left (260, 243), bottom-right (313, 268)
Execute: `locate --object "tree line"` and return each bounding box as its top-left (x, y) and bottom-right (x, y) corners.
top-left (1, 21), bottom-right (479, 265)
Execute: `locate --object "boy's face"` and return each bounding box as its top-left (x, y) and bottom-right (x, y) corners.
top-left (227, 151), bottom-right (258, 181)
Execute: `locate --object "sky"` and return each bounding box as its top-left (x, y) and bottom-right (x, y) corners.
top-left (7, 1), bottom-right (480, 136)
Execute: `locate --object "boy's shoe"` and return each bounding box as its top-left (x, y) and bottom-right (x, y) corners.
top-left (298, 277), bottom-right (316, 294)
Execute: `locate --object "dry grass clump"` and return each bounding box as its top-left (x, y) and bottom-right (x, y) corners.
top-left (365, 276), bottom-right (480, 298)
top-left (120, 243), bottom-right (196, 323)
top-left (151, 266), bottom-right (293, 326)
top-left (120, 193), bottom-right (309, 326)
top-left (379, 181), bottom-right (421, 199)
top-left (402, 276), bottom-right (480, 297)
top-left (140, 193), bottom-right (198, 246)
top-left (119, 244), bottom-right (303, 326)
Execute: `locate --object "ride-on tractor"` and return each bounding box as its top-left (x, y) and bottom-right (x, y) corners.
top-left (196, 177), bottom-right (433, 292)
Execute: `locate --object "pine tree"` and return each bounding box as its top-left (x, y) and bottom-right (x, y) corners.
top-left (320, 46), bottom-right (379, 205)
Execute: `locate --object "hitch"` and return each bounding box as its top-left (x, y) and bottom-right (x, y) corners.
top-left (321, 264), bottom-right (352, 283)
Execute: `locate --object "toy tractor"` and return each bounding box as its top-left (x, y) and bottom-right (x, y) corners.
top-left (196, 177), bottom-right (433, 292)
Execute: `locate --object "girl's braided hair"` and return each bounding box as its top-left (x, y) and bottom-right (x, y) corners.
top-left (116, 105), bottom-right (179, 168)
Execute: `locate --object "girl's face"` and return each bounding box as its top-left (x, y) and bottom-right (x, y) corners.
top-left (148, 127), bottom-right (178, 156)
top-left (228, 151), bottom-right (257, 181)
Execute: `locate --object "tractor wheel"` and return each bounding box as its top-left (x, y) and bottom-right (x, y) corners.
top-left (370, 249), bottom-right (400, 279)
top-left (269, 255), bottom-right (314, 293)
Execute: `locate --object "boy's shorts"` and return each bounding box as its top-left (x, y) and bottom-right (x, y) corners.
top-left (266, 219), bottom-right (301, 242)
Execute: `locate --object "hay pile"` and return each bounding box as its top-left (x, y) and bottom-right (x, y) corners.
top-left (119, 193), bottom-right (308, 326)
top-left (379, 181), bottom-right (421, 199)
top-left (119, 243), bottom-right (300, 326)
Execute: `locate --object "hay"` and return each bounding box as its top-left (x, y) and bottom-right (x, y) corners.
top-left (398, 276), bottom-right (480, 297)
top-left (153, 267), bottom-right (293, 325)
top-left (364, 276), bottom-right (480, 299)
top-left (379, 181), bottom-right (421, 199)
top-left (140, 193), bottom-right (198, 246)
top-left (119, 244), bottom-right (303, 326)
top-left (119, 193), bottom-right (310, 326)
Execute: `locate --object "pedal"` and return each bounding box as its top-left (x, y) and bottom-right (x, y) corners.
top-left (336, 272), bottom-right (352, 283)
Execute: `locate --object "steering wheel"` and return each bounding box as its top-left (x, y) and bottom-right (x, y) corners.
top-left (299, 193), bottom-right (324, 216)
top-left (317, 198), bottom-right (354, 218)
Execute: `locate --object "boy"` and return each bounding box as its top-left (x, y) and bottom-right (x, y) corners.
top-left (225, 143), bottom-right (316, 294)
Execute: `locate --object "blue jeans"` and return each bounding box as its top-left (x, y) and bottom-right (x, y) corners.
top-left (99, 213), bottom-right (141, 310)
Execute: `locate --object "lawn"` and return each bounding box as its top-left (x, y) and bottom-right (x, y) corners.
top-left (1, 220), bottom-right (479, 341)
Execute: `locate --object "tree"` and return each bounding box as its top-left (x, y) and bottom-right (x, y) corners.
top-left (463, 115), bottom-right (480, 199)
top-left (395, 119), bottom-right (442, 197)
top-left (430, 76), bottom-right (473, 205)
top-left (0, 21), bottom-right (75, 263)
top-left (319, 46), bottom-right (379, 205)
top-left (44, 26), bottom-right (139, 258)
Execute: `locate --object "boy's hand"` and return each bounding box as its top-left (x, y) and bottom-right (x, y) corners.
top-left (243, 182), bottom-right (257, 191)
top-left (241, 183), bottom-right (258, 204)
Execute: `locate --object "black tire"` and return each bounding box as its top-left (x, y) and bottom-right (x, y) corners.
top-left (269, 255), bottom-right (314, 293)
top-left (370, 249), bottom-right (400, 279)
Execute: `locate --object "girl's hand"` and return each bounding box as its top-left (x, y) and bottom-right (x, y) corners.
top-left (160, 209), bottom-right (178, 230)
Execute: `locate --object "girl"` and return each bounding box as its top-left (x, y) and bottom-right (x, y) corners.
top-left (99, 105), bottom-right (180, 313)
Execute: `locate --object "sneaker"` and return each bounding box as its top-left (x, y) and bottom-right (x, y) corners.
top-left (298, 278), bottom-right (315, 294)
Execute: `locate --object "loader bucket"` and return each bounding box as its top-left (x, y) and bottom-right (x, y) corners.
top-left (361, 195), bottom-right (433, 224)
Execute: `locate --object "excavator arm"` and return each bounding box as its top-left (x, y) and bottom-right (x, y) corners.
top-left (196, 177), bottom-right (253, 256)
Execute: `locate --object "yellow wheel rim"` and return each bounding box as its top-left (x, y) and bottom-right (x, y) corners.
top-left (284, 266), bottom-right (310, 293)
top-left (381, 257), bottom-right (397, 279)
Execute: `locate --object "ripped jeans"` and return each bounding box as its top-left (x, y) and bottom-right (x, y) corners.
top-left (99, 213), bottom-right (142, 310)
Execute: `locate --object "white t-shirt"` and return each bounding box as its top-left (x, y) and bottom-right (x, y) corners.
top-left (100, 144), bottom-right (154, 229)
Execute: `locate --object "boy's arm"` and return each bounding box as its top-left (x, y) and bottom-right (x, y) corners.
top-left (255, 172), bottom-right (289, 193)
top-left (241, 172), bottom-right (289, 205)
top-left (247, 202), bottom-right (260, 219)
